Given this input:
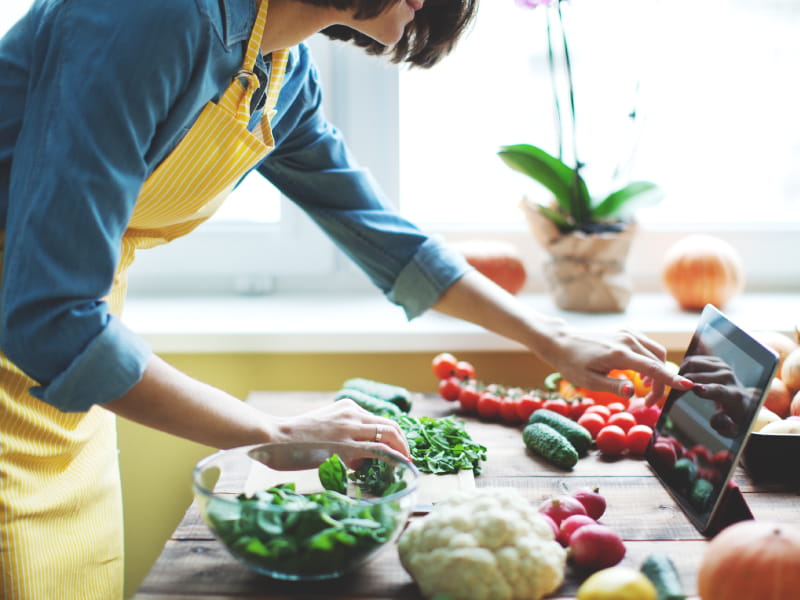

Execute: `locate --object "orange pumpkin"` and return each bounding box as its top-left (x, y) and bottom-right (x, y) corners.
top-left (763, 377), bottom-right (792, 418)
top-left (661, 235), bottom-right (745, 311)
top-left (752, 330), bottom-right (798, 381)
top-left (697, 520), bottom-right (800, 600)
top-left (450, 240), bottom-right (527, 295)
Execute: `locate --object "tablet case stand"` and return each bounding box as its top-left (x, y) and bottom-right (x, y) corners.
top-left (702, 481), bottom-right (754, 537)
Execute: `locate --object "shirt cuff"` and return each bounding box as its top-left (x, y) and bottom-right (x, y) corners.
top-left (388, 237), bottom-right (474, 320)
top-left (29, 317), bottom-right (152, 413)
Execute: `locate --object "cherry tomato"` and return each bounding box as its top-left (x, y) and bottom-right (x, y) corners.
top-left (516, 394), bottom-right (544, 421)
top-left (542, 398), bottom-right (570, 417)
top-left (568, 397), bottom-right (595, 420)
top-left (457, 383), bottom-right (480, 414)
top-left (576, 412), bottom-right (606, 439)
top-left (606, 402), bottom-right (627, 415)
top-left (607, 411), bottom-right (637, 433)
top-left (629, 404), bottom-right (661, 429)
top-left (650, 441), bottom-right (677, 470)
top-left (476, 391), bottom-right (502, 420)
top-left (499, 396), bottom-right (522, 424)
top-left (438, 376), bottom-right (462, 402)
top-left (626, 424), bottom-right (654, 456)
top-left (454, 360), bottom-right (476, 380)
top-left (595, 425), bottom-right (627, 457)
top-left (583, 404), bottom-right (611, 422)
top-left (432, 352), bottom-right (458, 380)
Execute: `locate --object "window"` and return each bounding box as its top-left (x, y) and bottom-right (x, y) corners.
top-left (4, 0), bottom-right (799, 296)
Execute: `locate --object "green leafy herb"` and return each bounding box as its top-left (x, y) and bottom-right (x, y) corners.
top-left (395, 414), bottom-right (487, 475)
top-left (349, 459), bottom-right (407, 497)
top-left (318, 453), bottom-right (348, 494)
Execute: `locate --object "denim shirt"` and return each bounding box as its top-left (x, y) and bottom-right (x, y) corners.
top-left (0, 0), bottom-right (470, 412)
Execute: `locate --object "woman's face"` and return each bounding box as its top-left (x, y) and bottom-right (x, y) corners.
top-left (344, 0), bottom-right (424, 46)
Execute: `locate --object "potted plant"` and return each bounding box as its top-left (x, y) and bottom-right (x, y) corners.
top-left (499, 0), bottom-right (663, 312)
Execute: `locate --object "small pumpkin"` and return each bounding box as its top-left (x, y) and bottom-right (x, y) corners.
top-left (697, 520), bottom-right (800, 600)
top-left (752, 330), bottom-right (798, 381)
top-left (661, 235), bottom-right (744, 311)
top-left (781, 347), bottom-right (800, 395)
top-left (450, 239), bottom-right (527, 295)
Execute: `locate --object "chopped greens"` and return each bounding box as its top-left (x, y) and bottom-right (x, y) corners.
top-left (397, 414), bottom-right (487, 475)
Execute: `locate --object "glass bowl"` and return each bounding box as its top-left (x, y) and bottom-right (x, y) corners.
top-left (192, 441), bottom-right (419, 581)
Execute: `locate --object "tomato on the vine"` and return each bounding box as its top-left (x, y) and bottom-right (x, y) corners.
top-left (516, 394), bottom-right (544, 421)
top-left (432, 352), bottom-right (458, 380)
top-left (498, 397), bottom-right (522, 424)
top-left (542, 398), bottom-right (570, 417)
top-left (438, 376), bottom-right (462, 402)
top-left (568, 397), bottom-right (595, 420)
top-left (454, 360), bottom-right (476, 380)
top-left (457, 383), bottom-right (480, 413)
top-left (476, 391), bottom-right (502, 420)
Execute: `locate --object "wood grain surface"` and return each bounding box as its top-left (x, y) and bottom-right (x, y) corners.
top-left (134, 391), bottom-right (799, 600)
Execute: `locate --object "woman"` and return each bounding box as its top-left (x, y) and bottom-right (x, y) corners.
top-left (0, 0), bottom-right (691, 598)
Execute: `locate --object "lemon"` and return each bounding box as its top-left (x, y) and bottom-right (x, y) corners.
top-left (576, 566), bottom-right (658, 600)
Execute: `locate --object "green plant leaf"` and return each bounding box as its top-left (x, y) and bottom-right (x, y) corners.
top-left (497, 144), bottom-right (576, 207)
top-left (592, 181), bottom-right (663, 221)
top-left (318, 454), bottom-right (348, 494)
top-left (535, 203), bottom-right (572, 231)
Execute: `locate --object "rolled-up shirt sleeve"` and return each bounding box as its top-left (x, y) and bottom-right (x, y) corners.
top-left (259, 47), bottom-right (472, 320)
top-left (0, 1), bottom-right (210, 411)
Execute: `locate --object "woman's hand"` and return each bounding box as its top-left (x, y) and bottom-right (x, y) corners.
top-left (273, 399), bottom-right (411, 460)
top-left (549, 326), bottom-right (695, 406)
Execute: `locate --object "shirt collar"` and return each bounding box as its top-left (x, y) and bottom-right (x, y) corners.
top-left (217, 0), bottom-right (259, 48)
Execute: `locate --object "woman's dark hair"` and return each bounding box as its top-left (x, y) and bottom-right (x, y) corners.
top-left (299, 0), bottom-right (479, 68)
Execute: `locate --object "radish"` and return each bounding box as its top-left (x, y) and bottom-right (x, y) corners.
top-left (572, 487), bottom-right (607, 520)
top-left (557, 514), bottom-right (596, 546)
top-left (538, 495), bottom-right (588, 526)
top-left (569, 524), bottom-right (626, 571)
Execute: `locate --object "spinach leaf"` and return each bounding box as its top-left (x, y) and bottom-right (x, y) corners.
top-left (318, 453), bottom-right (348, 494)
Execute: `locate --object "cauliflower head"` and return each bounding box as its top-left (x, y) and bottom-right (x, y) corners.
top-left (397, 487), bottom-right (566, 600)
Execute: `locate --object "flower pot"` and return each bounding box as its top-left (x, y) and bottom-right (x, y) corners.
top-left (521, 197), bottom-right (635, 313)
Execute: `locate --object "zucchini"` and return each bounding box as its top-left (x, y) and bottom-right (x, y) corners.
top-left (528, 408), bottom-right (593, 455)
top-left (522, 422), bottom-right (579, 470)
top-left (341, 377), bottom-right (413, 412)
top-left (641, 553), bottom-right (686, 600)
top-left (334, 389), bottom-right (402, 418)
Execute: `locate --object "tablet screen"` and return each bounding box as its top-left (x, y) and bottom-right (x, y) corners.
top-left (645, 304), bottom-right (779, 535)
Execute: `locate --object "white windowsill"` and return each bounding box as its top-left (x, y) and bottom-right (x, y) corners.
top-left (122, 292), bottom-right (798, 354)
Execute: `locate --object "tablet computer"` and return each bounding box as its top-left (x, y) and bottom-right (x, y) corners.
top-left (645, 304), bottom-right (779, 536)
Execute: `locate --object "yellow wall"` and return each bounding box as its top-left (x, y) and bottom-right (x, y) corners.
top-left (119, 349), bottom-right (683, 598)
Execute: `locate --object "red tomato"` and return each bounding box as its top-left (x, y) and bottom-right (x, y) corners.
top-left (650, 441), bottom-right (678, 470)
top-left (457, 383), bottom-right (480, 414)
top-left (476, 391), bottom-right (502, 420)
top-left (576, 412), bottom-right (606, 439)
top-left (438, 376), bottom-right (462, 402)
top-left (607, 411), bottom-right (637, 433)
top-left (569, 397), bottom-right (596, 420)
top-left (515, 394), bottom-right (544, 421)
top-left (499, 397), bottom-right (522, 424)
top-left (606, 402), bottom-right (627, 415)
top-left (629, 404), bottom-right (661, 429)
top-left (596, 425), bottom-right (627, 457)
top-left (454, 360), bottom-right (476, 380)
top-left (626, 424), bottom-right (654, 456)
top-left (542, 398), bottom-right (570, 417)
top-left (584, 405), bottom-right (611, 422)
top-left (432, 352), bottom-right (458, 380)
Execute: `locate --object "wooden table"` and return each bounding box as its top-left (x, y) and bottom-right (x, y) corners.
top-left (134, 392), bottom-right (799, 599)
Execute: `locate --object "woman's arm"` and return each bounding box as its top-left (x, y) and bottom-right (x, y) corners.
top-left (103, 354), bottom-right (410, 457)
top-left (432, 271), bottom-right (694, 402)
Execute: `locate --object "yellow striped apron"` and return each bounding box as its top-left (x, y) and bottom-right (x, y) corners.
top-left (0, 0), bottom-right (287, 596)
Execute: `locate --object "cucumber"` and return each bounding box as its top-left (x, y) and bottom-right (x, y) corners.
top-left (641, 553), bottom-right (686, 600)
top-left (690, 478), bottom-right (714, 512)
top-left (528, 408), bottom-right (593, 455)
top-left (341, 377), bottom-right (413, 412)
top-left (523, 422), bottom-right (579, 470)
top-left (334, 389), bottom-right (402, 418)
